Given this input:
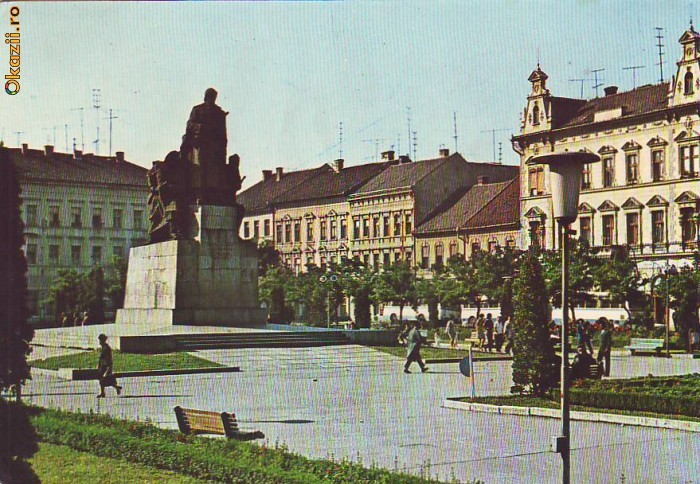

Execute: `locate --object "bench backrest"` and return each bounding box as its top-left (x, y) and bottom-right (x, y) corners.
top-left (629, 338), bottom-right (664, 346)
top-left (174, 406), bottom-right (226, 436)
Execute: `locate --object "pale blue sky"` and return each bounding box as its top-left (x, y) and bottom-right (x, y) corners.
top-left (1, 1), bottom-right (696, 187)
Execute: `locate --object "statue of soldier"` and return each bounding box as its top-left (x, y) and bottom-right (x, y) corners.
top-left (147, 161), bottom-right (166, 242)
top-left (181, 88), bottom-right (228, 204)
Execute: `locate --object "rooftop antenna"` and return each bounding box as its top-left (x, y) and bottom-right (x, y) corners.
top-left (569, 78), bottom-right (592, 98)
top-left (64, 124), bottom-right (69, 152)
top-left (498, 142), bottom-right (503, 164)
top-left (92, 88), bottom-right (101, 155)
top-left (452, 111), bottom-right (458, 153)
top-left (362, 138), bottom-right (389, 161)
top-left (480, 128), bottom-right (510, 161)
top-left (338, 121), bottom-right (343, 159)
top-left (13, 131), bottom-right (24, 147)
top-left (72, 137), bottom-right (77, 151)
top-left (0, 128), bottom-right (5, 145)
top-left (397, 133), bottom-right (401, 157)
top-left (655, 27), bottom-right (665, 83)
top-left (592, 68), bottom-right (605, 97)
top-left (622, 65), bottom-right (645, 89)
top-left (71, 107), bottom-right (85, 151)
top-left (406, 106), bottom-right (412, 156)
top-left (104, 108), bottom-right (118, 157)
top-left (412, 131), bottom-right (417, 160)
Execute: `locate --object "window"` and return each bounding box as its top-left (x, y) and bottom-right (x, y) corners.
top-left (284, 222), bottom-right (292, 243)
top-left (528, 167), bottom-right (545, 195)
top-left (652, 211), bottom-right (665, 244)
top-left (25, 204), bottom-right (37, 226)
top-left (372, 217), bottom-right (379, 238)
top-left (626, 213), bottom-right (639, 246)
top-left (383, 216), bottom-right (390, 237)
top-left (421, 244), bottom-right (430, 269)
top-left (71, 207), bottom-right (82, 228)
top-left (652, 150), bottom-right (664, 182)
top-left (276, 222), bottom-right (283, 243)
top-left (529, 221), bottom-right (542, 247)
top-left (394, 252), bottom-right (401, 263)
top-left (306, 256), bottom-right (314, 268)
top-left (405, 214), bottom-right (412, 234)
top-left (581, 163), bottom-right (592, 190)
top-left (306, 221), bottom-right (313, 241)
top-left (680, 208), bottom-right (697, 243)
top-left (264, 219), bottom-right (271, 237)
top-left (25, 243), bottom-right (37, 265)
top-left (133, 210), bottom-right (143, 230)
top-left (603, 157), bottom-right (615, 187)
top-left (435, 243), bottom-right (444, 267)
top-left (320, 220), bottom-right (327, 241)
top-left (49, 206), bottom-right (60, 228)
top-left (680, 145), bottom-right (698, 178)
top-left (253, 221), bottom-right (260, 239)
top-left (602, 214), bottom-right (615, 246)
top-left (363, 254), bottom-right (369, 266)
top-left (340, 218), bottom-right (347, 239)
top-left (293, 221), bottom-right (301, 242)
top-left (362, 218), bottom-right (370, 238)
top-left (449, 240), bottom-right (459, 257)
top-left (113, 208), bottom-right (123, 229)
top-left (91, 245), bottom-right (102, 264)
top-left (506, 239), bottom-right (515, 248)
top-left (71, 245), bottom-right (81, 265)
top-left (471, 242), bottom-right (481, 256)
top-left (330, 219), bottom-right (337, 240)
top-left (92, 208), bottom-right (103, 229)
top-left (243, 221), bottom-right (250, 238)
top-left (579, 216), bottom-right (592, 245)
top-left (532, 103), bottom-right (540, 126)
top-left (49, 244), bottom-right (59, 264)
top-left (293, 257), bottom-right (301, 274)
top-left (625, 153), bottom-right (639, 184)
top-left (383, 252), bottom-right (390, 267)
top-left (353, 218), bottom-right (360, 239)
top-left (685, 71), bottom-right (694, 95)
top-left (371, 253), bottom-right (378, 268)
top-left (488, 241), bottom-right (498, 253)
top-left (394, 213), bottom-right (402, 236)
top-left (113, 245), bottom-right (123, 258)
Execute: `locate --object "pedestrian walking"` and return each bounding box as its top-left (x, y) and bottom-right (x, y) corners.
top-left (484, 313), bottom-right (494, 352)
top-left (576, 319), bottom-right (593, 355)
top-left (494, 316), bottom-right (505, 352)
top-left (445, 319), bottom-right (457, 349)
top-left (597, 321), bottom-right (613, 377)
top-left (97, 334), bottom-right (122, 398)
top-left (60, 312), bottom-right (68, 328)
top-left (81, 311), bottom-right (89, 327)
top-left (503, 317), bottom-right (514, 355)
top-left (476, 314), bottom-right (485, 350)
top-left (399, 320), bottom-right (429, 374)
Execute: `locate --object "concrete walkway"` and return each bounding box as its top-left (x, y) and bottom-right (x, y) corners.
top-left (24, 342), bottom-right (700, 483)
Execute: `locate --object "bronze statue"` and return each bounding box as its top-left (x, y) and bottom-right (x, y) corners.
top-left (147, 151), bottom-right (188, 242)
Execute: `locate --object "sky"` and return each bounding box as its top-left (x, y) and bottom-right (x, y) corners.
top-left (1, 1), bottom-right (698, 189)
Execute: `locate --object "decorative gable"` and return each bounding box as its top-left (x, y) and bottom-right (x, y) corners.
top-left (670, 24), bottom-right (700, 108)
top-left (578, 202), bottom-right (595, 214)
top-left (621, 197), bottom-right (644, 210)
top-left (673, 130), bottom-right (700, 142)
top-left (304, 212), bottom-right (316, 220)
top-left (597, 200), bottom-right (619, 212)
top-left (647, 195), bottom-right (669, 207)
top-left (621, 140), bottom-right (642, 151)
top-left (674, 190), bottom-right (699, 205)
top-left (598, 145), bottom-right (618, 155)
top-left (524, 206), bottom-right (545, 219)
top-left (647, 136), bottom-right (668, 147)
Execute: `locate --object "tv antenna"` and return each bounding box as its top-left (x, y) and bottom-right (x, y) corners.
top-left (452, 111), bottom-right (458, 153)
top-left (480, 128), bottom-right (510, 161)
top-left (569, 78), bottom-right (593, 98)
top-left (338, 122), bottom-right (343, 159)
top-left (622, 65), bottom-right (645, 89)
top-left (92, 88), bottom-right (101, 154)
top-left (412, 131), bottom-right (417, 160)
top-left (71, 107), bottom-right (85, 151)
top-left (362, 138), bottom-right (390, 161)
top-left (655, 27), bottom-right (665, 83)
top-left (592, 68), bottom-right (605, 97)
top-left (406, 107), bottom-right (412, 156)
top-left (498, 142), bottom-right (503, 164)
top-left (13, 130), bottom-right (24, 147)
top-left (104, 108), bottom-right (119, 157)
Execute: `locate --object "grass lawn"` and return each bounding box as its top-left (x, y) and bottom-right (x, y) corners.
top-left (372, 345), bottom-right (508, 360)
top-left (30, 350), bottom-right (221, 372)
top-left (30, 442), bottom-right (207, 483)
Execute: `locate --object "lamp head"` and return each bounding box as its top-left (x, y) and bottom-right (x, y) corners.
top-left (526, 152), bottom-right (600, 225)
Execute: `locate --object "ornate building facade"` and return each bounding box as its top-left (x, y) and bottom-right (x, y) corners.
top-left (513, 24), bottom-right (700, 274)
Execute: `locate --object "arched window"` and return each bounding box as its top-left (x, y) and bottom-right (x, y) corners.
top-left (685, 71), bottom-right (694, 95)
top-left (532, 104), bottom-right (540, 125)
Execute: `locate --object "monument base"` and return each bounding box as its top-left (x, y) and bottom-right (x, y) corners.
top-left (116, 205), bottom-right (266, 331)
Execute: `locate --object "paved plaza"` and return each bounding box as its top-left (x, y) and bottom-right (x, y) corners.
top-left (26, 335), bottom-right (700, 483)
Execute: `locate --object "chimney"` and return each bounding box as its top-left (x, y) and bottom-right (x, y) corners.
top-left (332, 159), bottom-right (344, 172)
top-left (398, 155), bottom-right (411, 164)
top-left (604, 86), bottom-right (618, 96)
top-left (275, 167), bottom-right (284, 181)
top-left (44, 145), bottom-right (54, 157)
top-left (439, 148), bottom-right (450, 157)
top-left (115, 151), bottom-right (124, 163)
top-left (477, 175), bottom-right (489, 185)
top-left (381, 150), bottom-right (395, 161)
top-left (74, 149), bottom-right (83, 160)
top-left (262, 169), bottom-right (273, 181)
top-left (21, 143), bottom-right (28, 155)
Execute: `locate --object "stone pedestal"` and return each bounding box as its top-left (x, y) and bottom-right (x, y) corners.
top-left (116, 205), bottom-right (266, 331)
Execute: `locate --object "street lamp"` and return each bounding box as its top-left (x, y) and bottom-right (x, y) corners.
top-left (647, 260), bottom-right (677, 358)
top-left (527, 151), bottom-right (600, 484)
top-left (319, 273), bottom-right (339, 328)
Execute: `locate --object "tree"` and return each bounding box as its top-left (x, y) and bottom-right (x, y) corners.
top-left (373, 261), bottom-right (417, 324)
top-left (105, 256), bottom-right (128, 311)
top-left (85, 267), bottom-right (105, 324)
top-left (339, 260), bottom-right (376, 328)
top-left (258, 266), bottom-right (291, 323)
top-left (45, 269), bottom-right (87, 323)
top-left (592, 248), bottom-right (648, 324)
top-left (667, 266), bottom-right (700, 346)
top-left (415, 276), bottom-right (440, 329)
top-left (511, 250), bottom-right (558, 397)
top-left (0, 146), bottom-right (34, 402)
top-left (0, 400), bottom-right (39, 483)
top-left (257, 239), bottom-right (280, 276)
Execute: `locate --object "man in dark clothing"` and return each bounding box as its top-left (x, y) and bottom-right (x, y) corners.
top-left (576, 319), bottom-right (594, 355)
top-left (484, 313), bottom-right (494, 352)
top-left (97, 334), bottom-right (122, 398)
top-left (571, 344), bottom-right (597, 380)
top-left (399, 320), bottom-right (429, 374)
top-left (597, 321), bottom-right (613, 377)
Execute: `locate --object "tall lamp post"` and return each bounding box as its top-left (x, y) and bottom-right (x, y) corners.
top-left (527, 151), bottom-right (600, 484)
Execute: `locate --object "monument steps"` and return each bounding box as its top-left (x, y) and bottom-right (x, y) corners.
top-left (173, 331), bottom-right (351, 351)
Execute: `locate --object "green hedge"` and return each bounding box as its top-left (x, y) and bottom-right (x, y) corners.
top-left (570, 389), bottom-right (700, 418)
top-left (29, 408), bottom-right (443, 484)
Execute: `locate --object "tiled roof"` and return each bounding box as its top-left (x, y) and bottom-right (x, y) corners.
top-left (416, 177), bottom-right (519, 234)
top-left (354, 154), bottom-right (458, 194)
top-left (555, 83), bottom-right (670, 129)
top-left (237, 166), bottom-right (325, 214)
top-left (9, 146), bottom-right (147, 187)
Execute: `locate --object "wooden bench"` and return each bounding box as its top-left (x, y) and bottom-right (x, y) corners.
top-left (586, 362), bottom-right (603, 379)
top-left (174, 406), bottom-right (264, 441)
top-left (624, 338), bottom-right (664, 356)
